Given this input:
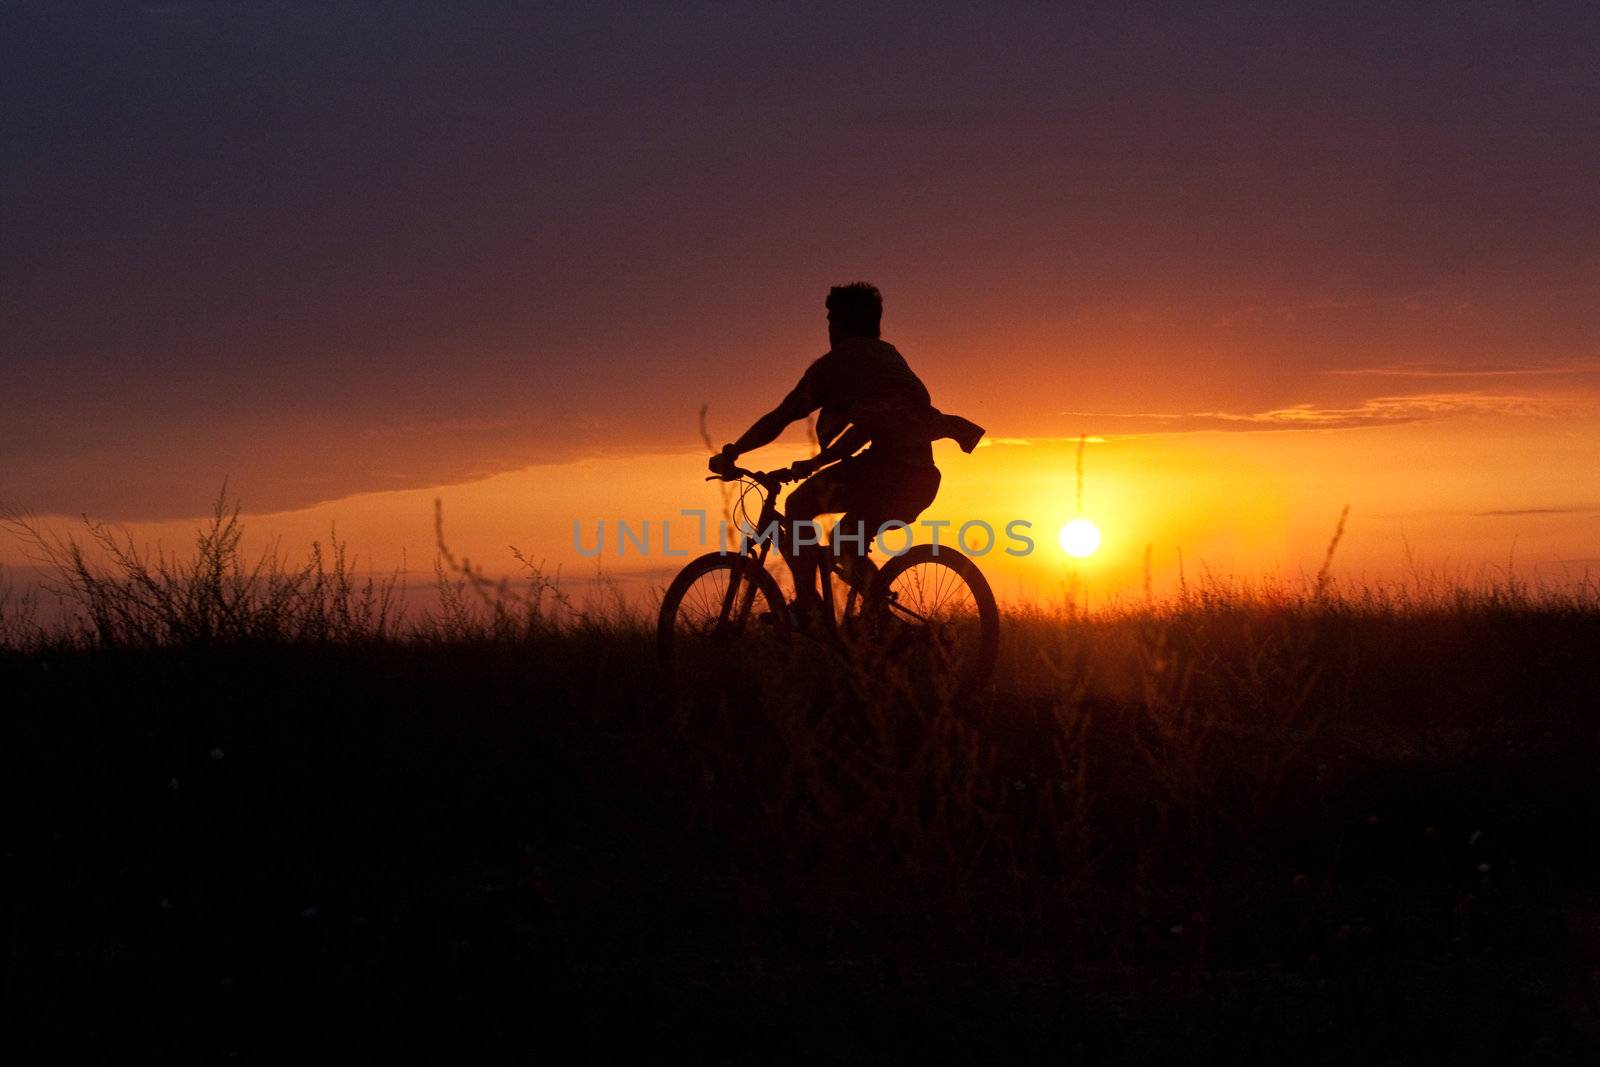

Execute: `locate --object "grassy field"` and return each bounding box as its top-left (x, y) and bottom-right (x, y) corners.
top-left (4, 506), bottom-right (1600, 1060)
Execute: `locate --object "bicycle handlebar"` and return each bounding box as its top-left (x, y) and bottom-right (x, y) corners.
top-left (704, 464), bottom-right (796, 489)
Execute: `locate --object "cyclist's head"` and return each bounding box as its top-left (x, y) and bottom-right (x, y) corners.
top-left (826, 282), bottom-right (882, 344)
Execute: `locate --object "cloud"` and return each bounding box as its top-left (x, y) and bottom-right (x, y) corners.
top-left (1059, 392), bottom-right (1572, 436)
top-left (1475, 506), bottom-right (1600, 517)
top-left (1327, 360), bottom-right (1600, 379)
top-left (0, 413), bottom-right (629, 523)
top-left (976, 436), bottom-right (1107, 447)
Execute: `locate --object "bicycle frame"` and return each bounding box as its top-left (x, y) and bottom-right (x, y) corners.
top-left (669, 465), bottom-right (1001, 692)
top-left (710, 465), bottom-right (854, 633)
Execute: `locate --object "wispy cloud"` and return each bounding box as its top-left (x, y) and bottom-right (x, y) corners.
top-left (977, 436), bottom-right (1107, 447)
top-left (1059, 392), bottom-right (1568, 436)
top-left (1475, 506), bottom-right (1600, 517)
top-left (1327, 360), bottom-right (1600, 379)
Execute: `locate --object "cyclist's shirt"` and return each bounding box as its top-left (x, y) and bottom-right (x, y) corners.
top-left (775, 337), bottom-right (937, 468)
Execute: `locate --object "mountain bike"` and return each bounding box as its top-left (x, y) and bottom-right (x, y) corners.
top-left (657, 463), bottom-right (1000, 694)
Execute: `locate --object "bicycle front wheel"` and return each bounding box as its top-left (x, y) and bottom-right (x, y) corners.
top-left (862, 544), bottom-right (1000, 697)
top-left (657, 552), bottom-right (790, 674)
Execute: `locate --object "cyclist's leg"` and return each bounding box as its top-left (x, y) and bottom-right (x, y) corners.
top-left (838, 461), bottom-right (941, 586)
top-left (782, 462), bottom-right (854, 621)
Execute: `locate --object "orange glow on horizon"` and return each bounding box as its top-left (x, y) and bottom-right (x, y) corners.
top-left (7, 404), bottom-right (1597, 617)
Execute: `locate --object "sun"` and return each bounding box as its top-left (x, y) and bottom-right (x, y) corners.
top-left (1058, 517), bottom-right (1102, 558)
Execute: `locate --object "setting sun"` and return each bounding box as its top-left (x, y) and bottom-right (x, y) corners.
top-left (1058, 517), bottom-right (1102, 558)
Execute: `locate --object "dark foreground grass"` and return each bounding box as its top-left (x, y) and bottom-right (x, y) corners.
top-left (4, 508), bottom-right (1600, 1059)
top-left (5, 604), bottom-right (1600, 1061)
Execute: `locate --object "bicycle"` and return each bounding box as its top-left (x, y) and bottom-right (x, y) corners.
top-left (657, 463), bottom-right (1001, 695)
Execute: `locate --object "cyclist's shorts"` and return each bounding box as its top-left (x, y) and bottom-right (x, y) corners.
top-left (797, 449), bottom-right (941, 547)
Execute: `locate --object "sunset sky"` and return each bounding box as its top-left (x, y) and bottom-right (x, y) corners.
top-left (4, 3), bottom-right (1598, 601)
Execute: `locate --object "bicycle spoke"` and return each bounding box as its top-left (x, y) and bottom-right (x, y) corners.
top-left (659, 554), bottom-right (793, 676)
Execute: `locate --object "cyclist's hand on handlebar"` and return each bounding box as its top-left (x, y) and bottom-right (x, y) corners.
top-left (707, 446), bottom-right (738, 478)
top-left (779, 456), bottom-right (822, 482)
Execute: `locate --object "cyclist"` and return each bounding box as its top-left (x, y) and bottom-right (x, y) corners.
top-left (709, 282), bottom-right (983, 626)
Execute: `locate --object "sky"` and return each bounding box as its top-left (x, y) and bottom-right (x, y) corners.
top-left (3, 2), bottom-right (1598, 600)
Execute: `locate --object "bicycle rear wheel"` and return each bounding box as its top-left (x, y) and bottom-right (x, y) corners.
top-left (657, 552), bottom-right (790, 673)
top-left (861, 544), bottom-right (999, 697)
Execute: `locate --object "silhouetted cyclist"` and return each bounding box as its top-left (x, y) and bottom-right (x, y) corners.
top-left (710, 282), bottom-right (983, 626)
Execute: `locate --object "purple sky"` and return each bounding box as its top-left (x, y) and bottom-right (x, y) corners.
top-left (4, 2), bottom-right (1598, 519)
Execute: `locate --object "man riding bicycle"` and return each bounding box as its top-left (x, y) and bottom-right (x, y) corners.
top-left (709, 282), bottom-right (983, 626)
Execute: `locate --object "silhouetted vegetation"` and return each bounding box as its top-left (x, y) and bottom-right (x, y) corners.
top-left (4, 504), bottom-right (1599, 1059)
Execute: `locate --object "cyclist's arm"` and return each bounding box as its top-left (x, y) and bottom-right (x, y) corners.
top-left (719, 366), bottom-right (819, 461)
top-left (724, 405), bottom-right (795, 458)
top-left (799, 422), bottom-right (869, 474)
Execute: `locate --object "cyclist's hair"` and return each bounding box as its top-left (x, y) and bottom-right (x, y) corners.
top-left (826, 282), bottom-right (883, 339)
